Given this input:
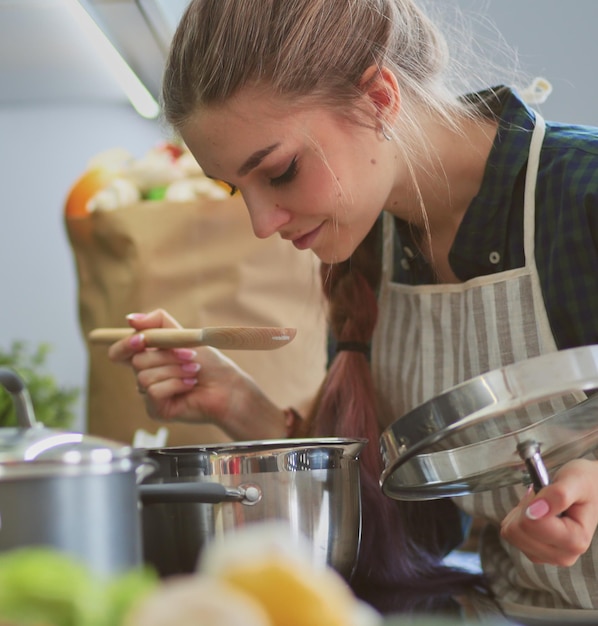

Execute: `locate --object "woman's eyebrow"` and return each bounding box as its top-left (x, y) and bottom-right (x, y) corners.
top-left (237, 143), bottom-right (280, 176)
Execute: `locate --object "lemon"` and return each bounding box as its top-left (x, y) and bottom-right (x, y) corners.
top-left (219, 554), bottom-right (355, 626)
top-left (199, 521), bottom-right (380, 626)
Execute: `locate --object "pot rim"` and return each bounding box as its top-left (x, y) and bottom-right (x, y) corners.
top-left (0, 459), bottom-right (139, 480)
top-left (142, 437), bottom-right (367, 458)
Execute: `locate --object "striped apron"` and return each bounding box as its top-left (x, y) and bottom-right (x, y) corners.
top-left (371, 114), bottom-right (598, 610)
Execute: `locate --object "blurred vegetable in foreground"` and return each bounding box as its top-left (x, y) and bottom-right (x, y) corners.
top-left (0, 548), bottom-right (157, 626)
top-left (126, 522), bottom-right (381, 626)
top-left (0, 529), bottom-right (508, 625)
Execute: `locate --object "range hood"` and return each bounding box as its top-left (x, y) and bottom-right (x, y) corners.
top-left (79, 0), bottom-right (190, 101)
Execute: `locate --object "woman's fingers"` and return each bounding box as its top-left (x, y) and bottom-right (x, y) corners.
top-left (108, 330), bottom-right (146, 362)
top-left (135, 360), bottom-right (201, 394)
top-left (501, 459), bottom-right (598, 566)
top-left (131, 347), bottom-right (197, 371)
top-left (99, 310), bottom-right (281, 437)
top-left (108, 309), bottom-right (183, 362)
top-left (138, 375), bottom-right (199, 403)
top-left (126, 309), bottom-right (182, 331)
top-left (502, 511), bottom-right (585, 566)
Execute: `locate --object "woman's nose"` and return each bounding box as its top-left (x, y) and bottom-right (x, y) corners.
top-left (243, 193), bottom-right (291, 239)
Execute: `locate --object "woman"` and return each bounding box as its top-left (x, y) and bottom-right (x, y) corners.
top-left (109, 0), bottom-right (598, 616)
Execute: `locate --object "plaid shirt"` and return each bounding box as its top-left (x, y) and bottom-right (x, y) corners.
top-left (393, 87), bottom-right (598, 350)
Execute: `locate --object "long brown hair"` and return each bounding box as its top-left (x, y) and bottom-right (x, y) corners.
top-left (162, 0), bottom-right (474, 134)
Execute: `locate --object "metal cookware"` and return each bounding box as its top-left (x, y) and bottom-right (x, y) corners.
top-left (0, 366), bottom-right (155, 577)
top-left (0, 367), bottom-right (289, 577)
top-left (0, 426), bottom-right (150, 577)
top-left (380, 345), bottom-right (598, 500)
top-left (140, 438), bottom-right (366, 580)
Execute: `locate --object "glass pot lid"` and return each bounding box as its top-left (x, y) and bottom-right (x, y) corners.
top-left (379, 345), bottom-right (598, 501)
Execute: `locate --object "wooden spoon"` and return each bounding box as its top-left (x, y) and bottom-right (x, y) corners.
top-left (88, 326), bottom-right (297, 350)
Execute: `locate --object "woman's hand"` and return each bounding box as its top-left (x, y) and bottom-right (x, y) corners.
top-left (107, 309), bottom-right (287, 441)
top-left (500, 458), bottom-right (598, 566)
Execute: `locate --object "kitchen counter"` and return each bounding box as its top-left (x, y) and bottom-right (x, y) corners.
top-left (360, 551), bottom-right (598, 625)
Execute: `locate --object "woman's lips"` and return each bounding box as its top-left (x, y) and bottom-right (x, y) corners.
top-left (291, 223), bottom-right (324, 251)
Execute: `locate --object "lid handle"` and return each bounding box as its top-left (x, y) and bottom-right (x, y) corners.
top-left (0, 367), bottom-right (38, 428)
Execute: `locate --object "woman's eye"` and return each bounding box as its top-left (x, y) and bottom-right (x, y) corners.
top-left (270, 157), bottom-right (298, 188)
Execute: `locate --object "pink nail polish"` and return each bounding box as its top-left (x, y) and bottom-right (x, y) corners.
top-left (182, 378), bottom-right (198, 386)
top-left (129, 333), bottom-right (145, 348)
top-left (173, 349), bottom-right (197, 361)
top-left (181, 362), bottom-right (200, 373)
top-left (526, 499), bottom-right (550, 520)
top-left (126, 313), bottom-right (147, 321)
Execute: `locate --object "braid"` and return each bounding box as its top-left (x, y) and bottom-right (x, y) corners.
top-left (305, 221), bottom-right (382, 472)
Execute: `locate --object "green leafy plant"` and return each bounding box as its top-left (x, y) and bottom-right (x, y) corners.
top-left (0, 341), bottom-right (80, 429)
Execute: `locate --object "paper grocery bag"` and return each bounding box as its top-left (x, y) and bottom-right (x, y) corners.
top-left (65, 195), bottom-right (328, 446)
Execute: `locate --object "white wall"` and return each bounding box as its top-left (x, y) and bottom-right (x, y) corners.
top-left (446, 0), bottom-right (598, 127)
top-left (1, 1), bottom-right (598, 433)
top-left (0, 104), bottom-right (164, 430)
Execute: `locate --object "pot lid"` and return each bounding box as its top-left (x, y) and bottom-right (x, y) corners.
top-left (0, 426), bottom-right (136, 478)
top-left (379, 345), bottom-right (598, 501)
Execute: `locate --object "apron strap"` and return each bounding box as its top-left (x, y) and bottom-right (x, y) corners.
top-left (523, 113), bottom-right (546, 268)
top-left (521, 113), bottom-right (560, 354)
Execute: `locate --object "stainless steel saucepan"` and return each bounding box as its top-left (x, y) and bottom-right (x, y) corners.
top-left (140, 437), bottom-right (366, 581)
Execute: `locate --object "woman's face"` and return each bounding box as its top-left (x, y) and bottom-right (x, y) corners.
top-left (181, 88), bottom-right (397, 263)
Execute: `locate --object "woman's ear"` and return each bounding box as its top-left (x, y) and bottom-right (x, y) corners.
top-left (359, 65), bottom-right (401, 127)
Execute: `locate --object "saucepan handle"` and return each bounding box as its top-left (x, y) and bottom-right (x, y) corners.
top-left (138, 482), bottom-right (262, 505)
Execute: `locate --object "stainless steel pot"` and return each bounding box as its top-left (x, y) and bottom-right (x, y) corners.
top-left (0, 426), bottom-right (152, 577)
top-left (140, 438), bottom-right (366, 581)
top-left (0, 366), bottom-right (154, 577)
